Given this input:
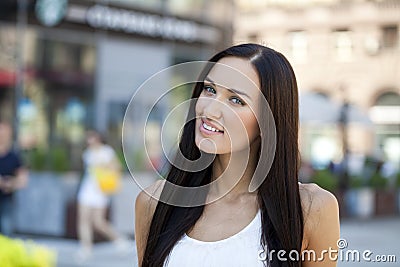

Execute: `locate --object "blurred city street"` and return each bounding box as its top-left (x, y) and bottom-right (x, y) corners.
top-left (13, 172), bottom-right (153, 267)
top-left (15, 214), bottom-right (400, 267)
top-left (0, 0), bottom-right (399, 266)
top-left (19, 236), bottom-right (136, 267)
top-left (338, 216), bottom-right (400, 266)
top-left (14, 172), bottom-right (399, 267)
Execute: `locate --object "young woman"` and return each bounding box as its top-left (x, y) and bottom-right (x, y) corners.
top-left (76, 130), bottom-right (128, 261)
top-left (135, 44), bottom-right (340, 267)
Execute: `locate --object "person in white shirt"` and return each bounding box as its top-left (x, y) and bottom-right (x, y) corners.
top-left (76, 130), bottom-right (128, 261)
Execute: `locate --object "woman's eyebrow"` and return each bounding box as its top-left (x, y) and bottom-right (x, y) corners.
top-left (204, 76), bottom-right (251, 99)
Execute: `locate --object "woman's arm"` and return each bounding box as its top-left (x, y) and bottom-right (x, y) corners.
top-left (302, 185), bottom-right (340, 267)
top-left (135, 180), bottom-right (165, 266)
top-left (105, 146), bottom-right (122, 171)
top-left (110, 156), bottom-right (122, 171)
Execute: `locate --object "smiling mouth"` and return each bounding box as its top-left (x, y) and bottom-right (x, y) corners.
top-left (200, 118), bottom-right (224, 133)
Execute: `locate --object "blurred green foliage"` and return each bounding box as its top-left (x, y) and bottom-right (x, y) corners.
top-left (368, 173), bottom-right (388, 189)
top-left (394, 172), bottom-right (400, 188)
top-left (116, 149), bottom-right (128, 172)
top-left (50, 146), bottom-right (69, 173)
top-left (27, 146), bottom-right (70, 173)
top-left (134, 150), bottom-right (145, 171)
top-left (349, 176), bottom-right (364, 189)
top-left (0, 235), bottom-right (56, 267)
top-left (311, 169), bottom-right (338, 192)
top-left (28, 148), bottom-right (46, 171)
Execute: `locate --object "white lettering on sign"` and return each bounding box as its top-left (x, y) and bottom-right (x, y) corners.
top-left (84, 4), bottom-right (211, 43)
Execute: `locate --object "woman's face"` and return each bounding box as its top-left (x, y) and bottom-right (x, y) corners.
top-left (195, 56), bottom-right (261, 154)
top-left (86, 131), bottom-right (101, 147)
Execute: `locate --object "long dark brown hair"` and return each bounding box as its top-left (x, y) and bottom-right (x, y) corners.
top-left (141, 43), bottom-right (303, 267)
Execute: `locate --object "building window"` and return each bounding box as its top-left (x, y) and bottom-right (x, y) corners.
top-left (167, 0), bottom-right (206, 19)
top-left (288, 30), bottom-right (308, 63)
top-left (247, 33), bottom-right (259, 43)
top-left (333, 29), bottom-right (353, 62)
top-left (381, 25), bottom-right (398, 49)
top-left (369, 91), bottom-right (400, 172)
top-left (19, 37), bottom-right (96, 171)
top-left (370, 91), bottom-right (400, 125)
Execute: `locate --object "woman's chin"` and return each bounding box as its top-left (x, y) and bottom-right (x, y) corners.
top-left (195, 137), bottom-right (218, 154)
top-left (196, 144), bottom-right (217, 154)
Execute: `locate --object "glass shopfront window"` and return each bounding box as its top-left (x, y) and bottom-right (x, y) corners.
top-left (370, 91), bottom-right (400, 173)
top-left (0, 24), bottom-right (17, 123)
top-left (20, 34), bottom-right (96, 171)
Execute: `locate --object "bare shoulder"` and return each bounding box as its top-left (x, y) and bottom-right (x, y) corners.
top-left (299, 182), bottom-right (339, 220)
top-left (299, 183), bottom-right (337, 212)
top-left (299, 183), bottom-right (339, 242)
top-left (135, 179), bottom-right (166, 264)
top-left (135, 179), bottom-right (166, 220)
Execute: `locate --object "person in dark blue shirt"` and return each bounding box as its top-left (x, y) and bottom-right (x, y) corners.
top-left (0, 120), bottom-right (28, 236)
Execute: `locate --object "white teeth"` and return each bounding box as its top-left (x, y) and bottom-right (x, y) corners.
top-left (203, 122), bottom-right (221, 132)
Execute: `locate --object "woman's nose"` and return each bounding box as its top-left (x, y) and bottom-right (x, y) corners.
top-left (202, 98), bottom-right (223, 119)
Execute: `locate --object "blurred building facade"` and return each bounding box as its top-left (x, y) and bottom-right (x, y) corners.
top-left (0, 0), bottom-right (234, 170)
top-left (235, 0), bottom-right (400, 170)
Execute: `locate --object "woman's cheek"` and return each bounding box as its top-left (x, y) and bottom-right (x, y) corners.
top-left (246, 114), bottom-right (259, 141)
top-left (195, 97), bottom-right (206, 115)
top-left (230, 113), bottom-right (259, 150)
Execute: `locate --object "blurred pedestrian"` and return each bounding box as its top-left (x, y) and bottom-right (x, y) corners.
top-left (76, 130), bottom-right (129, 261)
top-left (0, 120), bottom-right (28, 236)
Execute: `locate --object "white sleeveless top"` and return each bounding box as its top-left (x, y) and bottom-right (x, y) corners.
top-left (164, 210), bottom-right (268, 267)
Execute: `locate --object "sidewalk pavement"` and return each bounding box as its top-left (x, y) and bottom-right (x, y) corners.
top-left (17, 215), bottom-right (400, 267)
top-left (17, 236), bottom-right (138, 267)
top-left (338, 216), bottom-right (400, 266)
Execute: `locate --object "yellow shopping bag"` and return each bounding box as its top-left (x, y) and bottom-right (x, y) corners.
top-left (91, 167), bottom-right (121, 194)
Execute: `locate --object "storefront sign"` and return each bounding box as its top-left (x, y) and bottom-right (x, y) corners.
top-left (86, 5), bottom-right (197, 42)
top-left (65, 4), bottom-right (219, 44)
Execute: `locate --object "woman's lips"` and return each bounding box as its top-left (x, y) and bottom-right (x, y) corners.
top-left (201, 118), bottom-right (224, 131)
top-left (199, 118), bottom-right (224, 136)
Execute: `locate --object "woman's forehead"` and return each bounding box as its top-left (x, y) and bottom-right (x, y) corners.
top-left (207, 57), bottom-right (260, 95)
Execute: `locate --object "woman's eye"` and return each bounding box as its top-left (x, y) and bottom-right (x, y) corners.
top-left (231, 97), bottom-right (245, 106)
top-left (203, 85), bottom-right (216, 95)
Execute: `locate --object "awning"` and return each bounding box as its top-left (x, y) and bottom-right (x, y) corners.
top-left (0, 69), bottom-right (16, 87)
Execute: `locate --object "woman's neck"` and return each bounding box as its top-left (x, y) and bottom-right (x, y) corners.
top-left (210, 142), bottom-right (259, 200)
top-left (89, 143), bottom-right (103, 150)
